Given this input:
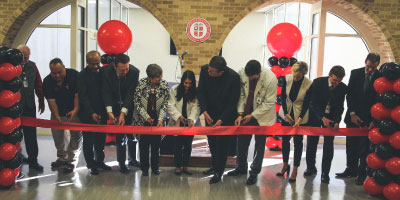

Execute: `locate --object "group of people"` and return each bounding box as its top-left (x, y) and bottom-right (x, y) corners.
top-left (18, 44), bottom-right (381, 186)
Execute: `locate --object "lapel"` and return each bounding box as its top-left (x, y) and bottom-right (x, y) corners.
top-left (254, 69), bottom-right (265, 97)
top-left (242, 72), bottom-right (250, 97)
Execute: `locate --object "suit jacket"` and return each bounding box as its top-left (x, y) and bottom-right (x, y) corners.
top-left (237, 67), bottom-right (277, 126)
top-left (309, 76), bottom-right (348, 126)
top-left (344, 67), bottom-right (382, 127)
top-left (167, 84), bottom-right (201, 127)
top-left (102, 64), bottom-right (139, 122)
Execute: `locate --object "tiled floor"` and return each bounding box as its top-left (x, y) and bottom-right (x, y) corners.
top-left (0, 135), bottom-right (380, 200)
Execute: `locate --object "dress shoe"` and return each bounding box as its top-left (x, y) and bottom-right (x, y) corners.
top-left (203, 168), bottom-right (215, 175)
top-left (51, 160), bottom-right (67, 168)
top-left (152, 169), bottom-right (161, 175)
top-left (17, 172), bottom-right (25, 180)
top-left (88, 168), bottom-right (99, 175)
top-left (335, 168), bottom-right (357, 178)
top-left (355, 176), bottom-right (366, 185)
top-left (29, 163), bottom-right (44, 171)
top-left (119, 164), bottom-right (130, 174)
top-left (289, 178), bottom-right (296, 183)
top-left (97, 162), bottom-right (112, 171)
top-left (182, 169), bottom-right (192, 175)
top-left (128, 160), bottom-right (141, 168)
top-left (209, 174), bottom-right (222, 184)
top-left (142, 170), bottom-right (149, 176)
top-left (227, 168), bottom-right (248, 176)
top-left (63, 164), bottom-right (75, 174)
top-left (246, 174), bottom-right (258, 185)
top-left (321, 173), bottom-right (330, 184)
top-left (276, 166), bottom-right (290, 177)
top-left (303, 168), bottom-right (317, 176)
top-left (175, 169), bottom-right (182, 175)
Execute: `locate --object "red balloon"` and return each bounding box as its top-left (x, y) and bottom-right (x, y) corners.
top-left (364, 177), bottom-right (384, 195)
top-left (391, 106), bottom-right (400, 123)
top-left (0, 143), bottom-right (17, 161)
top-left (389, 131), bottom-right (400, 149)
top-left (275, 103), bottom-right (280, 113)
top-left (15, 91), bottom-right (21, 102)
top-left (270, 65), bottom-right (283, 77)
top-left (14, 168), bottom-right (20, 178)
top-left (277, 86), bottom-right (282, 96)
top-left (266, 137), bottom-right (278, 148)
top-left (383, 183), bottom-right (400, 200)
top-left (267, 23), bottom-right (302, 58)
top-left (283, 66), bottom-right (292, 76)
top-left (0, 63), bottom-right (17, 81)
top-left (371, 103), bottom-right (391, 120)
top-left (367, 152), bottom-right (386, 169)
top-left (385, 157), bottom-right (400, 175)
top-left (0, 168), bottom-right (16, 187)
top-left (0, 90), bottom-right (18, 108)
top-left (15, 65), bottom-right (22, 76)
top-left (369, 128), bottom-right (390, 144)
top-left (15, 143), bottom-right (21, 152)
top-left (394, 78), bottom-right (400, 94)
top-left (97, 20), bottom-right (132, 54)
top-left (374, 77), bottom-right (394, 94)
top-left (0, 117), bottom-right (18, 135)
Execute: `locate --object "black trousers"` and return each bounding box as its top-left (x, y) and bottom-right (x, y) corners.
top-left (346, 135), bottom-right (370, 176)
top-left (116, 134), bottom-right (137, 164)
top-left (139, 135), bottom-right (161, 171)
top-left (207, 135), bottom-right (234, 176)
top-left (281, 121), bottom-right (304, 167)
top-left (306, 135), bottom-right (335, 174)
top-left (22, 106), bottom-right (39, 164)
top-left (174, 135), bottom-right (194, 168)
top-left (82, 131), bottom-right (106, 168)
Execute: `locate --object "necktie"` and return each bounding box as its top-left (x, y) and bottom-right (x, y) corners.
top-left (363, 74), bottom-right (371, 92)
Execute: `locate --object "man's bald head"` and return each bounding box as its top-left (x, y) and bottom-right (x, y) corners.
top-left (86, 51), bottom-right (101, 71)
top-left (17, 45), bottom-right (30, 64)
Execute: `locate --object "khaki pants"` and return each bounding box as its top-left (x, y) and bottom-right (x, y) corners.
top-left (51, 115), bottom-right (82, 164)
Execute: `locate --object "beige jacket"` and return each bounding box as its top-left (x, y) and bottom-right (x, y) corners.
top-left (167, 85), bottom-right (201, 127)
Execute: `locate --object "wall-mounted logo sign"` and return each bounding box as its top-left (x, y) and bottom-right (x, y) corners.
top-left (186, 18), bottom-right (211, 43)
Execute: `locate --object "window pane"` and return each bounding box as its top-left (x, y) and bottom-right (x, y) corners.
top-left (40, 5), bottom-right (71, 25)
top-left (285, 2), bottom-right (299, 26)
top-left (77, 30), bottom-right (85, 71)
top-left (312, 13), bottom-right (320, 35)
top-left (265, 11), bottom-right (273, 32)
top-left (88, 0), bottom-right (97, 29)
top-left (88, 37), bottom-right (97, 52)
top-left (122, 6), bottom-right (128, 24)
top-left (299, 3), bottom-right (311, 36)
top-left (274, 5), bottom-right (284, 24)
top-left (99, 0), bottom-right (110, 26)
top-left (309, 37), bottom-right (318, 79)
top-left (111, 0), bottom-right (121, 20)
top-left (296, 46), bottom-right (305, 64)
top-left (326, 12), bottom-right (357, 34)
top-left (78, 6), bottom-right (85, 27)
top-left (323, 37), bottom-right (368, 84)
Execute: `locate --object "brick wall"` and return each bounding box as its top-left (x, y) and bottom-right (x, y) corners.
top-left (0, 0), bottom-right (399, 73)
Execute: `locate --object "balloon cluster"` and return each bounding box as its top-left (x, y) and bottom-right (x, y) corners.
top-left (0, 46), bottom-right (24, 189)
top-left (97, 20), bottom-right (132, 66)
top-left (365, 62), bottom-right (400, 199)
top-left (265, 23), bottom-right (303, 150)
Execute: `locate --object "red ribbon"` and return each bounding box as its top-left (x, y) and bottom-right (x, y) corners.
top-left (21, 116), bottom-right (369, 136)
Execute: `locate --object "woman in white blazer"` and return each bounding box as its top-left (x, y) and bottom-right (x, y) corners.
top-left (167, 70), bottom-right (200, 175)
top-left (276, 61), bottom-right (312, 182)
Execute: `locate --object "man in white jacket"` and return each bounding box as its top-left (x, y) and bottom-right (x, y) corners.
top-left (227, 60), bottom-right (277, 185)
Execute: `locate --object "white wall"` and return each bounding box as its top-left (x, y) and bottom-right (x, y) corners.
top-left (128, 8), bottom-right (181, 82)
top-left (222, 12), bottom-right (267, 72)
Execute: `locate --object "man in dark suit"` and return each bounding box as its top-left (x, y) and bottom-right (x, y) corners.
top-left (336, 53), bottom-right (381, 185)
top-left (304, 65), bottom-right (348, 184)
top-left (77, 51), bottom-right (112, 175)
top-left (102, 53), bottom-right (140, 174)
top-left (197, 56), bottom-right (241, 184)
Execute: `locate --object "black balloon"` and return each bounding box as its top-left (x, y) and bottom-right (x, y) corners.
top-left (268, 56), bottom-right (279, 67)
top-left (277, 76), bottom-right (285, 87)
top-left (6, 48), bottom-right (23, 66)
top-left (366, 167), bottom-right (374, 177)
top-left (376, 93), bottom-right (384, 103)
top-left (101, 54), bottom-right (109, 65)
top-left (370, 143), bottom-right (377, 152)
top-left (5, 103), bottom-right (22, 119)
top-left (394, 175), bottom-right (400, 185)
top-left (380, 62), bottom-right (400, 81)
top-left (276, 95), bottom-right (282, 105)
top-left (0, 46), bottom-right (9, 64)
top-left (5, 152), bottom-right (23, 169)
top-left (5, 127), bottom-right (23, 144)
top-left (289, 57), bottom-right (298, 66)
top-left (376, 143), bottom-right (394, 159)
top-left (278, 57), bottom-right (289, 68)
top-left (382, 91), bottom-right (400, 108)
top-left (373, 168), bottom-right (393, 185)
top-left (3, 77), bottom-right (23, 93)
top-left (107, 54), bottom-right (115, 64)
top-left (378, 118), bottom-right (397, 135)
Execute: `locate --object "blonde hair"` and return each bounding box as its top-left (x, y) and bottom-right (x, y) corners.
top-left (292, 61), bottom-right (308, 75)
